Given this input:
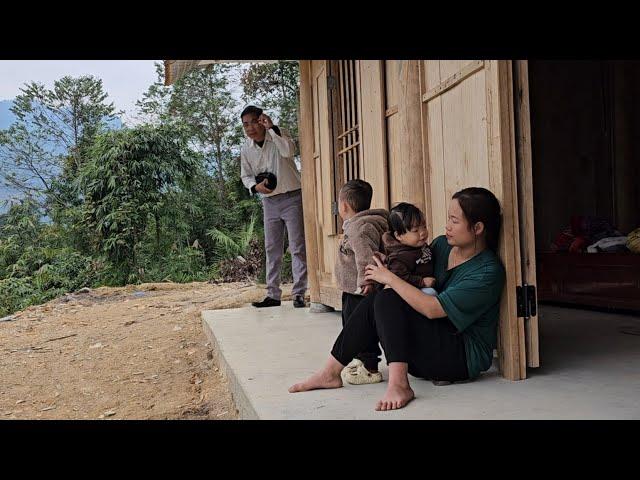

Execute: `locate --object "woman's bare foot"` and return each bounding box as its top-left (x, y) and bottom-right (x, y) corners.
top-left (375, 384), bottom-right (415, 411)
top-left (375, 362), bottom-right (414, 411)
top-left (289, 357), bottom-right (345, 393)
top-left (288, 369), bottom-right (343, 393)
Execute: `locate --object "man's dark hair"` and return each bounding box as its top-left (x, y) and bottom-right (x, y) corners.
top-left (241, 105), bottom-right (263, 119)
top-left (339, 179), bottom-right (373, 213)
top-left (389, 202), bottom-right (426, 236)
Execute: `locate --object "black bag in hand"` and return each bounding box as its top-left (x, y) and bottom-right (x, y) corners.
top-left (255, 172), bottom-right (277, 190)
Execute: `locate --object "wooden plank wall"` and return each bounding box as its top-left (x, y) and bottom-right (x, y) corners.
top-left (359, 61), bottom-right (388, 210)
top-left (385, 61), bottom-right (425, 218)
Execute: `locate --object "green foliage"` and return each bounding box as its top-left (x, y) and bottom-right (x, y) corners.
top-left (207, 214), bottom-right (258, 261)
top-left (0, 277), bottom-right (43, 317)
top-left (0, 198), bottom-right (44, 278)
top-left (0, 247), bottom-right (100, 317)
top-left (78, 123), bottom-right (198, 283)
top-left (0, 199), bottom-right (101, 316)
top-left (138, 246), bottom-right (210, 284)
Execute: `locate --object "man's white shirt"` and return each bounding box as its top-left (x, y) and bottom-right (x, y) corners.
top-left (240, 128), bottom-right (301, 197)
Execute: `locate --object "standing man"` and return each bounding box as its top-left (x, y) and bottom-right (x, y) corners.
top-left (240, 105), bottom-right (308, 308)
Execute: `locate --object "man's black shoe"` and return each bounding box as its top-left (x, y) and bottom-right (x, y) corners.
top-left (293, 295), bottom-right (306, 308)
top-left (252, 296), bottom-right (281, 308)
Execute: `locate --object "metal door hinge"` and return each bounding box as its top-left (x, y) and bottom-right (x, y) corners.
top-left (516, 285), bottom-right (537, 318)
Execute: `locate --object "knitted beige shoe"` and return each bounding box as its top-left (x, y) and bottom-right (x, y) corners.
top-left (341, 359), bottom-right (364, 383)
top-left (346, 358), bottom-right (363, 370)
top-left (343, 364), bottom-right (383, 385)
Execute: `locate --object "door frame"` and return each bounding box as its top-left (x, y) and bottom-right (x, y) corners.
top-left (513, 60), bottom-right (540, 368)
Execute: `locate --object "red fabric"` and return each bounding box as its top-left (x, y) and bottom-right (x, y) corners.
top-left (568, 236), bottom-right (588, 253)
top-left (551, 230), bottom-right (574, 252)
top-left (552, 215), bottom-right (620, 253)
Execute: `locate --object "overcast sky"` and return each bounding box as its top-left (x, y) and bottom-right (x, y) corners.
top-left (0, 60), bottom-right (160, 125)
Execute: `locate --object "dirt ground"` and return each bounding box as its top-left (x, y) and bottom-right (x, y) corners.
top-left (0, 281), bottom-right (295, 420)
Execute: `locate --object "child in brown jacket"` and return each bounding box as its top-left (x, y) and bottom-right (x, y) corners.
top-left (378, 202), bottom-right (437, 296)
top-left (334, 179), bottom-right (389, 384)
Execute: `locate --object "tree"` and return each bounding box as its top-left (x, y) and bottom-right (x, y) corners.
top-left (137, 62), bottom-right (242, 201)
top-left (78, 124), bottom-right (198, 282)
top-left (135, 62), bottom-right (173, 125)
top-left (0, 198), bottom-right (43, 278)
top-left (0, 76), bottom-right (119, 210)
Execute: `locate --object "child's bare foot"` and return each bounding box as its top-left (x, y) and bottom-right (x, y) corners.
top-left (375, 384), bottom-right (415, 411)
top-left (288, 369), bottom-right (343, 393)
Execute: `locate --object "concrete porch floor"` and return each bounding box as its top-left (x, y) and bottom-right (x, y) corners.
top-left (202, 303), bottom-right (640, 419)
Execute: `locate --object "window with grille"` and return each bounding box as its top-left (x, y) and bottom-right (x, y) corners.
top-left (329, 60), bottom-right (361, 232)
top-left (334, 60), bottom-right (361, 184)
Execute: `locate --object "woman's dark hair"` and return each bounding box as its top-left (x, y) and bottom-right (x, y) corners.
top-left (452, 187), bottom-right (502, 252)
top-left (389, 202), bottom-right (426, 236)
top-left (241, 105), bottom-right (263, 119)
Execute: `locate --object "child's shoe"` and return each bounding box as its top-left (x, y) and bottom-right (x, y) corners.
top-left (343, 362), bottom-right (383, 385)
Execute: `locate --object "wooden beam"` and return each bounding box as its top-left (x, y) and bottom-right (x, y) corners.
top-left (319, 285), bottom-right (342, 310)
top-left (422, 60), bottom-right (484, 103)
top-left (298, 61), bottom-right (321, 304)
top-left (399, 60), bottom-right (426, 214)
top-left (354, 60), bottom-right (363, 179)
top-left (359, 60), bottom-right (389, 210)
top-left (337, 125), bottom-right (359, 140)
top-left (514, 60), bottom-right (540, 368)
top-left (418, 61), bottom-right (434, 245)
top-left (338, 141), bottom-right (361, 156)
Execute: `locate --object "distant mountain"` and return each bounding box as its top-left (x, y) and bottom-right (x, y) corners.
top-left (0, 99), bottom-right (122, 213)
top-left (0, 101), bottom-right (20, 211)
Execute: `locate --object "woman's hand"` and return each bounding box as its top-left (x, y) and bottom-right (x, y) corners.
top-left (364, 255), bottom-right (396, 286)
top-left (367, 257), bottom-right (446, 318)
top-left (372, 251), bottom-right (387, 263)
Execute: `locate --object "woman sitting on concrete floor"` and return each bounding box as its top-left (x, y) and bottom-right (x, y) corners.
top-left (289, 187), bottom-right (506, 411)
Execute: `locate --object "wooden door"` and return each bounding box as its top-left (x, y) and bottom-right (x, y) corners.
top-left (420, 60), bottom-right (534, 380)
